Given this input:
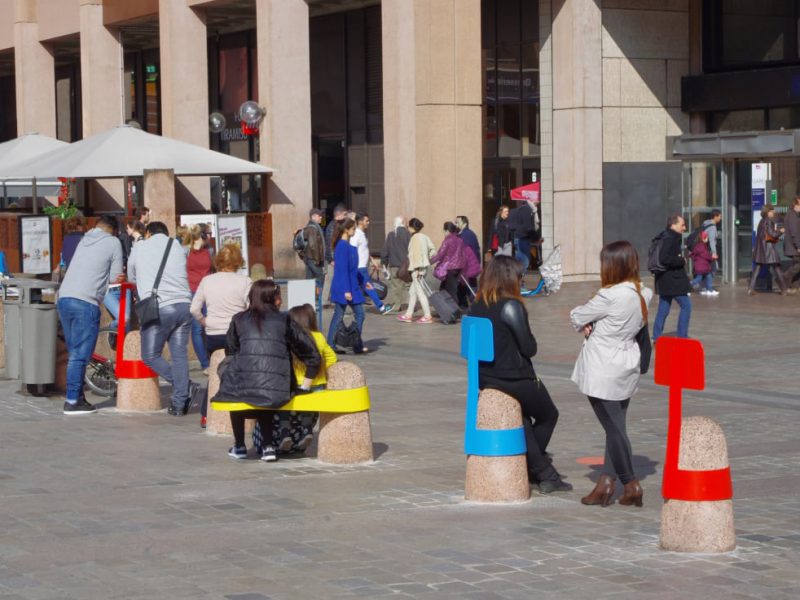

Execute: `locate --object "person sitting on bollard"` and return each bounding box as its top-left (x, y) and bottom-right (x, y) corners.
top-left (467, 255), bottom-right (572, 493)
top-left (190, 243), bottom-right (252, 429)
top-left (252, 303), bottom-right (338, 456)
top-left (569, 240), bottom-right (653, 507)
top-left (213, 280), bottom-right (321, 462)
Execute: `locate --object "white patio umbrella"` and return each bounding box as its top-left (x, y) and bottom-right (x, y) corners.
top-left (0, 133), bottom-right (69, 206)
top-left (0, 125), bottom-right (273, 179)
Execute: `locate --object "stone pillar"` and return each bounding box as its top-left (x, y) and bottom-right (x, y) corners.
top-left (660, 416), bottom-right (736, 553)
top-left (79, 0), bottom-right (125, 211)
top-left (316, 362), bottom-right (373, 464)
top-left (464, 389), bottom-right (530, 502)
top-left (551, 0), bottom-right (603, 277)
top-left (116, 331), bottom-right (161, 412)
top-left (143, 169), bottom-right (176, 235)
top-left (256, 0), bottom-right (312, 277)
top-left (158, 0), bottom-right (210, 209)
top-left (382, 0), bottom-right (482, 245)
top-left (13, 0), bottom-right (56, 137)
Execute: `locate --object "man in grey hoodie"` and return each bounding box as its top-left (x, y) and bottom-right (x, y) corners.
top-left (57, 215), bottom-right (124, 415)
top-left (128, 221), bottom-right (195, 416)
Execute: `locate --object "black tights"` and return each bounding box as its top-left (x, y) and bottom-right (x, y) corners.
top-left (230, 410), bottom-right (273, 448)
top-left (748, 264), bottom-right (788, 292)
top-left (588, 397), bottom-right (635, 484)
top-left (481, 375), bottom-right (559, 474)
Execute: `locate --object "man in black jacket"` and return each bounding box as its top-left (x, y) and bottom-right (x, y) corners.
top-left (653, 214), bottom-right (692, 340)
top-left (784, 197), bottom-right (800, 288)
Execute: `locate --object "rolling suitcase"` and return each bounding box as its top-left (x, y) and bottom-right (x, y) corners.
top-left (421, 279), bottom-right (461, 324)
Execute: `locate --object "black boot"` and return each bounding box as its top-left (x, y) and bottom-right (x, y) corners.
top-left (535, 463), bottom-right (573, 494)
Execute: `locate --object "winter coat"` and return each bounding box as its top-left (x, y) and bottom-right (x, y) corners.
top-left (302, 221), bottom-right (325, 265)
top-left (381, 227), bottom-right (410, 268)
top-left (690, 241), bottom-right (713, 276)
top-left (783, 208), bottom-right (800, 257)
top-left (654, 229), bottom-right (691, 296)
top-left (754, 217), bottom-right (782, 265)
top-left (330, 239), bottom-right (364, 305)
top-left (570, 281), bottom-right (653, 401)
top-left (431, 233), bottom-right (466, 280)
top-left (463, 243), bottom-right (482, 278)
top-left (407, 232), bottom-right (436, 271)
top-left (468, 297), bottom-right (538, 381)
top-left (213, 308), bottom-right (321, 409)
top-left (458, 227), bottom-right (481, 263)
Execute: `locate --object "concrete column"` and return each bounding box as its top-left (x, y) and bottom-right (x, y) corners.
top-left (13, 0), bottom-right (56, 137)
top-left (539, 0), bottom-right (554, 261)
top-left (143, 169), bottom-right (176, 235)
top-left (551, 0), bottom-right (603, 278)
top-left (79, 0), bottom-right (125, 211)
top-left (158, 0), bottom-right (210, 210)
top-left (382, 0), bottom-right (482, 246)
top-left (256, 0), bottom-right (313, 276)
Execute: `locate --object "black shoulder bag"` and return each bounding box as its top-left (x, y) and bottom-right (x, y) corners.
top-left (633, 285), bottom-right (652, 374)
top-left (134, 238), bottom-right (174, 327)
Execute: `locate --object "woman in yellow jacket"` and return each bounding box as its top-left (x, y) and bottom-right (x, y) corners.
top-left (253, 303), bottom-right (338, 456)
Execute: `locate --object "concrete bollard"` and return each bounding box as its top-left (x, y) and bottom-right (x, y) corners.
top-left (316, 361), bottom-right (373, 464)
top-left (464, 389), bottom-right (530, 502)
top-left (116, 331), bottom-right (161, 411)
top-left (205, 349), bottom-right (254, 437)
top-left (660, 416), bottom-right (736, 552)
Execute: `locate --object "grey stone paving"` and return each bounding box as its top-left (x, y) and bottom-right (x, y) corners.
top-left (0, 278), bottom-right (799, 599)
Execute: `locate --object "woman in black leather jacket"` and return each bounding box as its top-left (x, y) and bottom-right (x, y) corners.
top-left (213, 279), bottom-right (321, 461)
top-left (468, 256), bottom-right (571, 493)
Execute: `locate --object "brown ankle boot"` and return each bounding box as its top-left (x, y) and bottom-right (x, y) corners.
top-left (581, 474), bottom-right (616, 506)
top-left (618, 479), bottom-right (643, 507)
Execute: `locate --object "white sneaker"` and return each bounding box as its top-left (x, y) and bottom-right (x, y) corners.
top-left (706, 289), bottom-right (720, 296)
top-left (699, 290), bottom-right (710, 295)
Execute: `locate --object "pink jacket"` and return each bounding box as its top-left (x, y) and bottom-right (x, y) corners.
top-left (690, 241), bottom-right (713, 275)
top-left (432, 233), bottom-right (466, 280)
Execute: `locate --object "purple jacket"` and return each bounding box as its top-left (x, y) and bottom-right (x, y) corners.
top-left (431, 233), bottom-right (466, 280)
top-left (690, 241), bottom-right (713, 275)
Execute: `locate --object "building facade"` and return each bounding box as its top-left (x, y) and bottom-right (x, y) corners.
top-left (1, 0), bottom-right (799, 279)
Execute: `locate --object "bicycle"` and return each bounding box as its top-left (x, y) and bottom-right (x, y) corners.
top-left (84, 325), bottom-right (118, 398)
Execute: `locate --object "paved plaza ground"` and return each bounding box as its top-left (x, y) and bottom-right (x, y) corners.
top-left (1, 277), bottom-right (799, 599)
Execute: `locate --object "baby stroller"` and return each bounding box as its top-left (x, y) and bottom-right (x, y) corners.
top-left (521, 244), bottom-right (563, 297)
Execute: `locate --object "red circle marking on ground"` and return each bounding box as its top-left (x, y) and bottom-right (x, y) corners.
top-left (575, 456), bottom-right (604, 465)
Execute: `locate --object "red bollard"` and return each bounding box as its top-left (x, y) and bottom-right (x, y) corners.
top-left (115, 282), bottom-right (157, 379)
top-left (655, 337), bottom-right (735, 552)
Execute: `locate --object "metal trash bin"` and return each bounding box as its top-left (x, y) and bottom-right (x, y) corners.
top-left (2, 279), bottom-right (59, 385)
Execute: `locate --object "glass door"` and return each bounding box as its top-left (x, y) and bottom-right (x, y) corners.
top-left (682, 161), bottom-right (725, 278)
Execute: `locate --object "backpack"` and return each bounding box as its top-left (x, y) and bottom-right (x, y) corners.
top-left (684, 223), bottom-right (713, 253)
top-left (293, 228), bottom-right (307, 254)
top-left (647, 232), bottom-right (667, 274)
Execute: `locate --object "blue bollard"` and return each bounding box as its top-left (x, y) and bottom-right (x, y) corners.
top-left (460, 316), bottom-right (527, 456)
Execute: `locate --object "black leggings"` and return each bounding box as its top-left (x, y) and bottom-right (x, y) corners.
top-left (202, 334), bottom-right (227, 418)
top-left (588, 397), bottom-right (635, 484)
top-left (481, 375), bottom-right (559, 474)
top-left (230, 410), bottom-right (273, 449)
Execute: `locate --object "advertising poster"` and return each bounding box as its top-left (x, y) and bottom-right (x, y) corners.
top-left (216, 214), bottom-right (249, 274)
top-left (20, 216), bottom-right (52, 275)
top-left (180, 214), bottom-right (218, 250)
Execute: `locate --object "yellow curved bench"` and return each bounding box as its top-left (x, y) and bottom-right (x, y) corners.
top-left (211, 386), bottom-right (370, 414)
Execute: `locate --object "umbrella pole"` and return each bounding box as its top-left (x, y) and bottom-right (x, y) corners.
top-left (32, 177), bottom-right (37, 214)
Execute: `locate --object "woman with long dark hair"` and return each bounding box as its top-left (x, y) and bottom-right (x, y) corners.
top-left (212, 280), bottom-right (320, 462)
top-left (748, 205), bottom-right (795, 295)
top-left (327, 217), bottom-right (368, 352)
top-left (468, 256), bottom-right (572, 493)
top-left (569, 241), bottom-right (653, 507)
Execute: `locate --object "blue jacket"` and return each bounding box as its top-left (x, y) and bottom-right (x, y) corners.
top-left (330, 239), bottom-right (364, 305)
top-left (459, 227), bottom-right (481, 262)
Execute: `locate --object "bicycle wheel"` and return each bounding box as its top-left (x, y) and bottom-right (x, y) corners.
top-left (94, 326), bottom-right (118, 360)
top-left (84, 357), bottom-right (117, 397)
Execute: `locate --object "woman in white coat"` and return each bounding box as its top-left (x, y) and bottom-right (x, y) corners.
top-left (569, 241), bottom-right (652, 507)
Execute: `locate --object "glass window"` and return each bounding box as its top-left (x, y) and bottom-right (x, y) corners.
top-left (710, 109), bottom-right (765, 132)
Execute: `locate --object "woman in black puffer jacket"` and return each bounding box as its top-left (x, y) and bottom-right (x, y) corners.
top-left (213, 279), bottom-right (321, 461)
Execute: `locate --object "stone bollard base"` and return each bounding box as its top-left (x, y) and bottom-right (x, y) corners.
top-left (115, 331), bottom-right (161, 411)
top-left (317, 411), bottom-right (373, 464)
top-left (660, 499), bottom-right (735, 552)
top-left (464, 388), bottom-right (530, 502)
top-left (205, 348), bottom-right (253, 438)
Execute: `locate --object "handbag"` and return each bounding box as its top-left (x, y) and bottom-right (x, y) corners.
top-left (334, 312), bottom-right (362, 350)
top-left (371, 277), bottom-right (388, 300)
top-left (133, 238), bottom-right (174, 327)
top-left (397, 257), bottom-right (413, 283)
top-left (632, 284), bottom-right (652, 374)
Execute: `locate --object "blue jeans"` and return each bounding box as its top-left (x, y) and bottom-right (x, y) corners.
top-left (102, 287), bottom-right (132, 332)
top-left (140, 303), bottom-right (192, 409)
top-left (57, 297), bottom-right (100, 403)
top-left (326, 302), bottom-right (365, 353)
top-left (653, 295), bottom-right (692, 340)
top-left (515, 237), bottom-right (531, 271)
top-left (190, 292), bottom-right (209, 369)
top-left (357, 267), bottom-right (384, 309)
top-left (690, 273), bottom-right (713, 291)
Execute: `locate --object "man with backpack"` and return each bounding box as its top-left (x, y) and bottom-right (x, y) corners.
top-left (649, 214), bottom-right (692, 341)
top-left (294, 208), bottom-right (326, 295)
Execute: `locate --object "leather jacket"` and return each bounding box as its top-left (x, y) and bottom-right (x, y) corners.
top-left (468, 297), bottom-right (537, 381)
